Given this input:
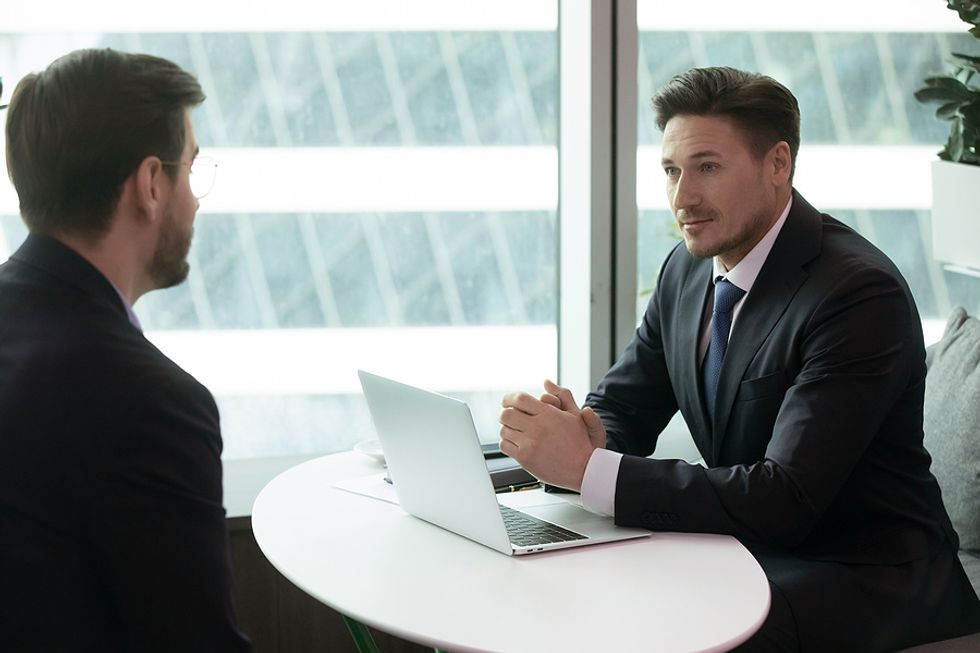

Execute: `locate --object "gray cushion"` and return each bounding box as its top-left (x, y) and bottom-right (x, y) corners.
top-left (923, 307), bottom-right (980, 553)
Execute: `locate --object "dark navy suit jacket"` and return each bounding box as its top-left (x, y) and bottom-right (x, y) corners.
top-left (586, 192), bottom-right (980, 651)
top-left (0, 234), bottom-right (250, 651)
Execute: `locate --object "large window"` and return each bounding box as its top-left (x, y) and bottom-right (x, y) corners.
top-left (0, 2), bottom-right (560, 459)
top-left (5, 1), bottom-right (979, 467)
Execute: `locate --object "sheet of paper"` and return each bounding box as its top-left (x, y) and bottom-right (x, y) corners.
top-left (333, 475), bottom-right (585, 510)
top-left (333, 473), bottom-right (399, 505)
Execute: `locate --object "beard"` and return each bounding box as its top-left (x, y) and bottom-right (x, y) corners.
top-left (679, 204), bottom-right (774, 263)
top-left (148, 207), bottom-right (193, 290)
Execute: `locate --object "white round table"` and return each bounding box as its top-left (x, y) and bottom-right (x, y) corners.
top-left (252, 452), bottom-right (770, 653)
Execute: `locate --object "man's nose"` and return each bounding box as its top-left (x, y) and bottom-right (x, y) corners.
top-left (671, 173), bottom-right (700, 211)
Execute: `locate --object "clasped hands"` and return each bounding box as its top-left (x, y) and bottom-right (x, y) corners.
top-left (498, 379), bottom-right (606, 491)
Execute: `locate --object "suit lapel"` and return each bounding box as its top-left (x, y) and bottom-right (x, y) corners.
top-left (710, 192), bottom-right (823, 462)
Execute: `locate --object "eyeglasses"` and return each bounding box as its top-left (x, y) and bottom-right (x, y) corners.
top-left (160, 156), bottom-right (217, 199)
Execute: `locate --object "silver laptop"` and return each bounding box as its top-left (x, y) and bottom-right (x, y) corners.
top-left (358, 370), bottom-right (650, 556)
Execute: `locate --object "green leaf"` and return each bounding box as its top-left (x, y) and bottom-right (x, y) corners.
top-left (924, 76), bottom-right (973, 92)
top-left (952, 0), bottom-right (980, 19)
top-left (920, 77), bottom-right (975, 104)
top-left (950, 2), bottom-right (980, 23)
top-left (937, 101), bottom-right (963, 119)
top-left (948, 0), bottom-right (980, 31)
top-left (952, 52), bottom-right (980, 64)
top-left (952, 52), bottom-right (980, 74)
top-left (915, 86), bottom-right (968, 103)
top-left (925, 3), bottom-right (980, 160)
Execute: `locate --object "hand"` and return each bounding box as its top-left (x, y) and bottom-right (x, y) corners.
top-left (498, 381), bottom-right (606, 491)
top-left (540, 379), bottom-right (607, 450)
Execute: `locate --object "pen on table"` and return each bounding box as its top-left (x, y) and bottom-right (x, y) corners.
top-left (500, 481), bottom-right (542, 493)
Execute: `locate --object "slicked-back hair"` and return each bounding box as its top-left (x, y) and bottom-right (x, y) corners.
top-left (652, 67), bottom-right (800, 181)
top-left (5, 48), bottom-right (205, 237)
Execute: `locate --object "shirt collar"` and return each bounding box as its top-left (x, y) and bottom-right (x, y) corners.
top-left (712, 195), bottom-right (793, 292)
top-left (108, 282), bottom-right (143, 332)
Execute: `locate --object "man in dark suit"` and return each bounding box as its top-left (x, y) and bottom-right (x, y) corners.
top-left (499, 67), bottom-right (980, 651)
top-left (0, 49), bottom-right (250, 651)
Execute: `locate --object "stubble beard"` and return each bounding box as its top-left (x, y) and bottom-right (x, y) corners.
top-left (149, 207), bottom-right (193, 290)
top-left (680, 204), bottom-right (773, 263)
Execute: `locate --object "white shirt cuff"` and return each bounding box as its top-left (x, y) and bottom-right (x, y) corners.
top-left (580, 448), bottom-right (623, 517)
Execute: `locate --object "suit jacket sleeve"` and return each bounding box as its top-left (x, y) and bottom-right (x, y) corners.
top-left (87, 369), bottom-right (250, 652)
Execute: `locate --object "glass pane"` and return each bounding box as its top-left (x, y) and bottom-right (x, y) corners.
top-left (0, 3), bottom-right (560, 459)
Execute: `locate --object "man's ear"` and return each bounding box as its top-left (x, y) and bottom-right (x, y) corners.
top-left (133, 155), bottom-right (167, 222)
top-left (769, 141), bottom-right (792, 186)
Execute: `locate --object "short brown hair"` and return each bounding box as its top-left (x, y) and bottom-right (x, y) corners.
top-left (652, 67), bottom-right (800, 181)
top-left (5, 48), bottom-right (205, 236)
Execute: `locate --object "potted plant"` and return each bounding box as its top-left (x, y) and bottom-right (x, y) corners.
top-left (915, 0), bottom-right (980, 272)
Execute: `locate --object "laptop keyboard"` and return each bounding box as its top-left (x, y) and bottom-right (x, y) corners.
top-left (499, 505), bottom-right (587, 547)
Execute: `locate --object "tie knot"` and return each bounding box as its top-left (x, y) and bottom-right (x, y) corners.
top-left (713, 278), bottom-right (745, 314)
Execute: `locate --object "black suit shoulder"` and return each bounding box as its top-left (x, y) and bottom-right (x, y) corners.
top-left (1, 247), bottom-right (222, 479)
top-left (0, 235), bottom-right (249, 652)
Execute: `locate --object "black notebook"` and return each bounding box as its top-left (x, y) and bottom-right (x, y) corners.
top-left (486, 455), bottom-right (539, 492)
top-left (384, 448), bottom-right (538, 493)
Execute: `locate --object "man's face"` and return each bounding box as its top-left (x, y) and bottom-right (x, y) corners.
top-left (150, 110), bottom-right (199, 290)
top-left (661, 114), bottom-right (785, 270)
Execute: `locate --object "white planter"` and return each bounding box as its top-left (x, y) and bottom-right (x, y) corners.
top-left (931, 160), bottom-right (980, 273)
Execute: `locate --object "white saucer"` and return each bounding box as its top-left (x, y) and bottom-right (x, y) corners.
top-left (353, 439), bottom-right (385, 463)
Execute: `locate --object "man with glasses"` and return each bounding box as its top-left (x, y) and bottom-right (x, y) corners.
top-left (0, 49), bottom-right (249, 651)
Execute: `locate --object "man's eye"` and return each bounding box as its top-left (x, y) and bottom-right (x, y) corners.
top-left (664, 167), bottom-right (679, 177)
top-left (700, 163), bottom-right (718, 172)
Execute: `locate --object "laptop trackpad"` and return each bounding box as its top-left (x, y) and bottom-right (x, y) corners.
top-left (519, 502), bottom-right (622, 538)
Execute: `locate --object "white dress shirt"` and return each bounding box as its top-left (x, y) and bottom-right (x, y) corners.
top-left (110, 282), bottom-right (143, 331)
top-left (580, 197), bottom-right (793, 517)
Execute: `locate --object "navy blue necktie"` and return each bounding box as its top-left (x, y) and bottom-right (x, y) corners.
top-left (702, 278), bottom-right (746, 421)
